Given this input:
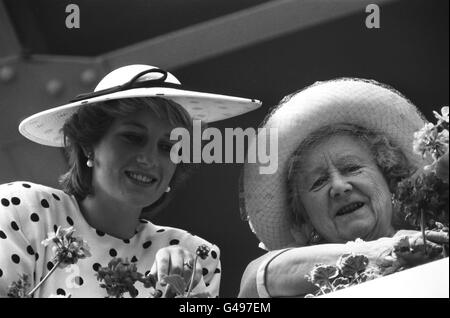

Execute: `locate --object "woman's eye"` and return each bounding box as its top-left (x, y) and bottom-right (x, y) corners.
top-left (122, 133), bottom-right (144, 144)
top-left (344, 165), bottom-right (362, 173)
top-left (311, 176), bottom-right (328, 190)
top-left (159, 142), bottom-right (173, 153)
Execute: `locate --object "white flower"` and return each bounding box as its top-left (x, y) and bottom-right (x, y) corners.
top-left (41, 226), bottom-right (91, 268)
top-left (433, 106), bottom-right (449, 125)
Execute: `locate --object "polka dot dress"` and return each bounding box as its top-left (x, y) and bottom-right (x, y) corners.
top-left (0, 182), bottom-right (221, 298)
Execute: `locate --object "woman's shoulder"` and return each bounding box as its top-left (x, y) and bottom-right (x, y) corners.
top-left (1, 181), bottom-right (65, 194)
top-left (0, 181), bottom-right (69, 200)
top-left (141, 220), bottom-right (221, 254)
top-left (0, 181), bottom-right (74, 215)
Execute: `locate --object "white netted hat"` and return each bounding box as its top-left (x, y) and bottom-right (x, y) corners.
top-left (19, 64), bottom-right (262, 147)
top-left (240, 78), bottom-right (429, 251)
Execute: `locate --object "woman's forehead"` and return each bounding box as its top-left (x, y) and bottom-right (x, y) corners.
top-left (300, 135), bottom-right (373, 170)
top-left (113, 109), bottom-right (175, 133)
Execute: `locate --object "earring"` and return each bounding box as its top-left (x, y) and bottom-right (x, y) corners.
top-left (86, 154), bottom-right (94, 168)
top-left (308, 228), bottom-right (322, 245)
top-left (165, 186), bottom-right (171, 193)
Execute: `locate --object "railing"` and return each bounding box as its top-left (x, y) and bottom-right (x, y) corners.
top-left (320, 257), bottom-right (449, 298)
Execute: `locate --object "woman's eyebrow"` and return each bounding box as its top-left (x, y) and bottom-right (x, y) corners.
top-left (301, 165), bottom-right (327, 182)
top-left (120, 121), bottom-right (148, 130)
top-left (335, 155), bottom-right (365, 165)
top-left (162, 132), bottom-right (176, 141)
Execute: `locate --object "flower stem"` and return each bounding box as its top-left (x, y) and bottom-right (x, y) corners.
top-left (162, 283), bottom-right (172, 298)
top-left (420, 210), bottom-right (428, 255)
top-left (186, 255), bottom-right (199, 298)
top-left (326, 281), bottom-right (334, 293)
top-left (28, 260), bottom-right (61, 297)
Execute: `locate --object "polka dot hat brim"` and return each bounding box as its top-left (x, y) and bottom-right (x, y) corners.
top-left (240, 78), bottom-right (430, 251)
top-left (18, 64), bottom-right (262, 147)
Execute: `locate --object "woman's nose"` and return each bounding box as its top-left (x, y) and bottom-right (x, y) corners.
top-left (135, 152), bottom-right (156, 168)
top-left (329, 174), bottom-right (352, 198)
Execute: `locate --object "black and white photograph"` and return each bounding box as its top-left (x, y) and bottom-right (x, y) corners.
top-left (0, 0), bottom-right (448, 303)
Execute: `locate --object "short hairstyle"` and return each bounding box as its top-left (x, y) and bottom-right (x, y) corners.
top-left (286, 123), bottom-right (416, 227)
top-left (59, 97), bottom-right (202, 214)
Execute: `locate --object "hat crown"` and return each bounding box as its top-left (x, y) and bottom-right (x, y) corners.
top-left (95, 64), bottom-right (181, 91)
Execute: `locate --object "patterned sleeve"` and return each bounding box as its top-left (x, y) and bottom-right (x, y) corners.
top-left (0, 183), bottom-right (38, 297)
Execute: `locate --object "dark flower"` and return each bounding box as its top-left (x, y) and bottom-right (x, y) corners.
top-left (96, 257), bottom-right (149, 298)
top-left (331, 276), bottom-right (350, 291)
top-left (393, 172), bottom-right (449, 230)
top-left (336, 253), bottom-right (369, 277)
top-left (196, 245), bottom-right (210, 260)
top-left (306, 264), bottom-right (338, 287)
top-left (7, 274), bottom-right (32, 298)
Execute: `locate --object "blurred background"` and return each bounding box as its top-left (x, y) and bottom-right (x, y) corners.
top-left (0, 0), bottom-right (448, 297)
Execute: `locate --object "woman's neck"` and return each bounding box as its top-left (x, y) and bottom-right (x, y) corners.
top-left (79, 192), bottom-right (141, 240)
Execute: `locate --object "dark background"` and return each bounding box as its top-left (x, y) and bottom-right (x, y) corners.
top-left (1, 0), bottom-right (448, 297)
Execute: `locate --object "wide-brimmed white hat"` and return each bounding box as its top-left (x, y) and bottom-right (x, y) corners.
top-left (19, 64), bottom-right (262, 147)
top-left (240, 78), bottom-right (430, 251)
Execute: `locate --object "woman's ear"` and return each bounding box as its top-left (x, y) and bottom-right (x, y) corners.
top-left (290, 222), bottom-right (310, 247)
top-left (81, 146), bottom-right (93, 158)
top-left (289, 201), bottom-right (311, 246)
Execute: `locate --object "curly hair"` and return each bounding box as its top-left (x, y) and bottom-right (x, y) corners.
top-left (59, 97), bottom-right (204, 215)
top-left (286, 123), bottom-right (416, 227)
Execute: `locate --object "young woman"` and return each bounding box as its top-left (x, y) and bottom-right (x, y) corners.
top-left (0, 64), bottom-right (261, 297)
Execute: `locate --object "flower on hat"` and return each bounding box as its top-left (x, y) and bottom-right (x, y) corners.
top-left (433, 106), bottom-right (449, 126)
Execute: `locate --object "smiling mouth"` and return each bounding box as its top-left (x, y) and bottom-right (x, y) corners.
top-left (125, 171), bottom-right (157, 185)
top-left (336, 202), bottom-right (365, 216)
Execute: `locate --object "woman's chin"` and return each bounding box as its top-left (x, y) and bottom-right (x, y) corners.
top-left (123, 191), bottom-right (161, 209)
top-left (338, 218), bottom-right (376, 241)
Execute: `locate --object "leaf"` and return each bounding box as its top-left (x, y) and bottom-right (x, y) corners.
top-left (161, 275), bottom-right (187, 295)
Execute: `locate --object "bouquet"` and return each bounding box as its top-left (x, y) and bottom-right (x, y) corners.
top-left (393, 106), bottom-right (449, 255)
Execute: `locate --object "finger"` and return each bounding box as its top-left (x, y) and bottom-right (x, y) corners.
top-left (169, 248), bottom-right (184, 277)
top-left (425, 230), bottom-right (450, 244)
top-left (181, 256), bottom-right (194, 285)
top-left (149, 261), bottom-right (157, 278)
top-left (398, 252), bottom-right (430, 266)
top-left (151, 248), bottom-right (170, 284)
top-left (395, 230), bottom-right (419, 237)
top-left (192, 259), bottom-right (203, 289)
top-left (425, 241), bottom-right (444, 257)
top-left (409, 234), bottom-right (441, 251)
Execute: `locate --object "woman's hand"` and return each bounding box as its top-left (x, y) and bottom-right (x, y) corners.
top-left (149, 245), bottom-right (202, 296)
top-left (393, 230), bottom-right (448, 265)
top-left (374, 230), bottom-right (448, 275)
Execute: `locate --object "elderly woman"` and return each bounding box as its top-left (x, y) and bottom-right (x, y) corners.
top-left (0, 64), bottom-right (260, 297)
top-left (238, 78), bottom-right (448, 298)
